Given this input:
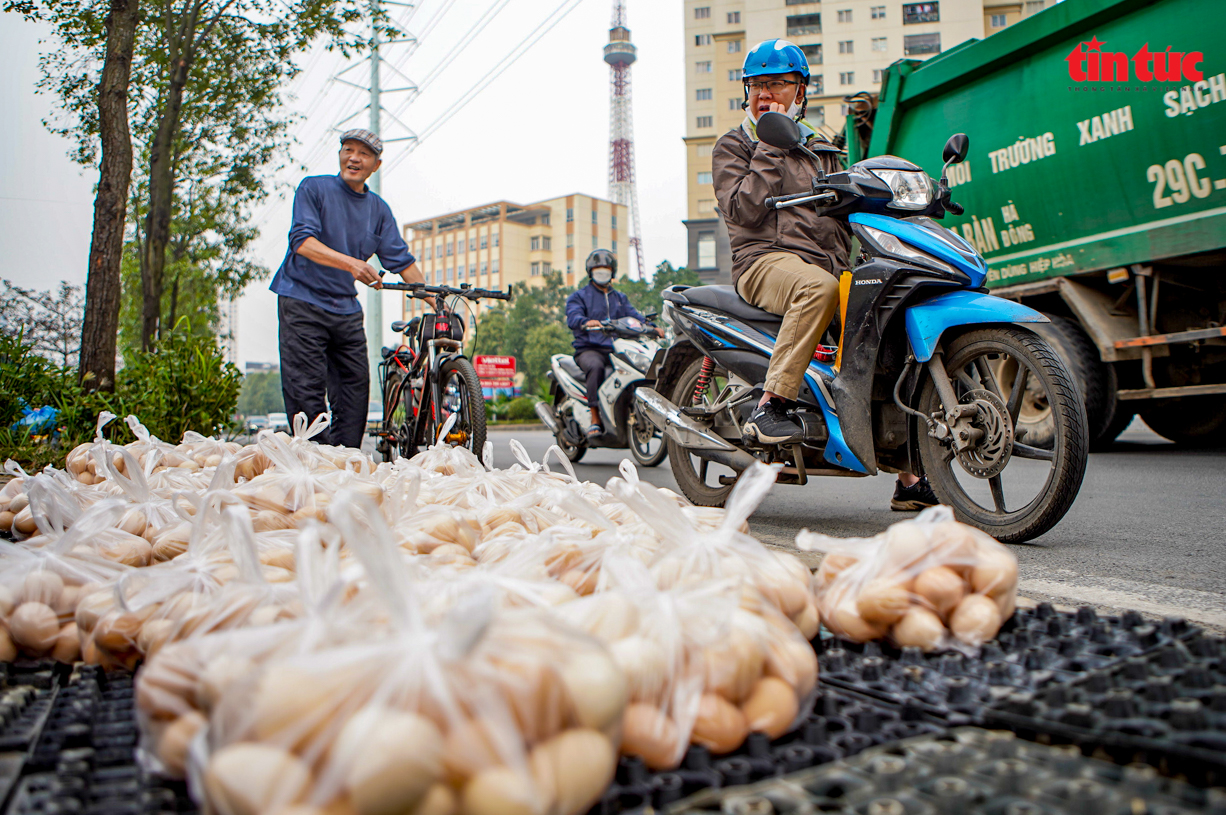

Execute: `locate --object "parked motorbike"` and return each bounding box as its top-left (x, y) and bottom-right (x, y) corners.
top-left (634, 113), bottom-right (1088, 543)
top-left (536, 315), bottom-right (668, 467)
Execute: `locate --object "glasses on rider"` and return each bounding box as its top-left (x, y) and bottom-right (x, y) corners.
top-left (744, 79), bottom-right (800, 94)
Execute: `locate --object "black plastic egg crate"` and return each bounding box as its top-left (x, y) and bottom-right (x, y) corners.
top-left (664, 726), bottom-right (1226, 814)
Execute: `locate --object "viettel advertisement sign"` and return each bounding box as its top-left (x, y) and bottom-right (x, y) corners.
top-left (880, 0), bottom-right (1226, 287)
top-left (474, 355), bottom-right (516, 388)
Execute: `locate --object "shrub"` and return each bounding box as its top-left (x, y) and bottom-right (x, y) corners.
top-left (117, 321), bottom-right (243, 442)
top-left (0, 322), bottom-right (241, 469)
top-left (506, 396), bottom-right (539, 422)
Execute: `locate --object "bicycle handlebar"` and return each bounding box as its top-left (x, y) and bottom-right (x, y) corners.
top-left (380, 281), bottom-right (514, 301)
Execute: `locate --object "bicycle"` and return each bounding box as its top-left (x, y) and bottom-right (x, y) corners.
top-left (372, 281), bottom-right (513, 461)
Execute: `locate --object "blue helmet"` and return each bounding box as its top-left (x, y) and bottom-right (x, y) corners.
top-left (743, 39), bottom-right (810, 83)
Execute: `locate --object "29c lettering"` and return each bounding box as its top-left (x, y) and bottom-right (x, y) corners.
top-left (1147, 153), bottom-right (1213, 209)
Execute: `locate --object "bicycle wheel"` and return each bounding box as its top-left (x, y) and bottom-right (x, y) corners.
top-left (381, 368), bottom-right (418, 462)
top-left (419, 357), bottom-right (488, 454)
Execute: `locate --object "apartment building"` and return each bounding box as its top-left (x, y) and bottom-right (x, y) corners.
top-left (399, 193), bottom-right (628, 331)
top-left (683, 0), bottom-right (1054, 283)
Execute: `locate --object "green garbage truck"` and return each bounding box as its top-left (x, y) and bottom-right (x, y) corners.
top-left (851, 0), bottom-right (1226, 447)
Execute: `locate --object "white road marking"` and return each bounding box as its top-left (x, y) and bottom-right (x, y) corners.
top-left (1017, 569), bottom-right (1226, 629)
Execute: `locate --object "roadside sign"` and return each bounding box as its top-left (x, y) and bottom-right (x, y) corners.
top-left (474, 355), bottom-right (516, 389)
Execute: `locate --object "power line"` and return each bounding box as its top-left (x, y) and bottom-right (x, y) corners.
top-left (384, 0), bottom-right (589, 174)
top-left (410, 0), bottom-right (515, 96)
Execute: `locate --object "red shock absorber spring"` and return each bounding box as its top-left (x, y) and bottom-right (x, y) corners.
top-left (692, 356), bottom-right (715, 405)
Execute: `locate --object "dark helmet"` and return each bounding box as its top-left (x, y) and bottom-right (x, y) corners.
top-left (585, 248), bottom-right (617, 277)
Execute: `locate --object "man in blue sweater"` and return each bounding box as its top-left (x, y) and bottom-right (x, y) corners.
top-left (564, 249), bottom-right (662, 439)
top-left (269, 129), bottom-right (426, 449)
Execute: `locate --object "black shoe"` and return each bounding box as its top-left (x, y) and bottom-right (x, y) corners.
top-left (891, 476), bottom-right (939, 511)
top-left (742, 399), bottom-right (803, 445)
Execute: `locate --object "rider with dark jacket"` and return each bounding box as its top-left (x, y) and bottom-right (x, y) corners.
top-left (565, 249), bottom-right (657, 439)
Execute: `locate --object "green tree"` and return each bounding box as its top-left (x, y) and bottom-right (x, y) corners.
top-left (471, 271), bottom-right (570, 387)
top-left (236, 370), bottom-right (283, 416)
top-left (619, 261), bottom-right (701, 319)
top-left (522, 323), bottom-right (572, 393)
top-left (17, 0), bottom-right (379, 351)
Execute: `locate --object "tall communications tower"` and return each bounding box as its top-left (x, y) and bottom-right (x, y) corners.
top-left (604, 1), bottom-right (644, 280)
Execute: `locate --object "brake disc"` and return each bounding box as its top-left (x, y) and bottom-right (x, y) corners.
top-left (955, 388), bottom-right (1013, 478)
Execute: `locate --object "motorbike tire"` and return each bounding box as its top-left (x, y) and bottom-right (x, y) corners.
top-left (1141, 395), bottom-right (1226, 447)
top-left (552, 392), bottom-right (587, 462)
top-left (417, 357), bottom-right (487, 454)
top-left (917, 326), bottom-right (1088, 543)
top-left (628, 390), bottom-right (667, 468)
top-left (666, 356), bottom-right (738, 507)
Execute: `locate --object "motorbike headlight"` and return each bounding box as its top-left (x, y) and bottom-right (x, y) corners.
top-left (872, 169), bottom-right (933, 211)
top-left (861, 225), bottom-right (959, 276)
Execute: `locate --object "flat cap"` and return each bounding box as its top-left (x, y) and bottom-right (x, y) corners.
top-left (339, 128), bottom-right (383, 156)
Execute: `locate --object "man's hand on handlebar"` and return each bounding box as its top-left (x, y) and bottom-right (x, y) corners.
top-left (584, 320), bottom-right (602, 330)
top-left (349, 260), bottom-right (382, 288)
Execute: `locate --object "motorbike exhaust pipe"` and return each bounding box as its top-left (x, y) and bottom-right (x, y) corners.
top-left (533, 401), bottom-right (561, 435)
top-left (634, 388), bottom-right (759, 472)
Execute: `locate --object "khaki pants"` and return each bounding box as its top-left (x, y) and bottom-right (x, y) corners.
top-left (735, 252), bottom-right (839, 401)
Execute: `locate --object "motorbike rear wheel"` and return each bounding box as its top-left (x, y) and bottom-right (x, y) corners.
top-left (553, 391), bottom-right (586, 463)
top-left (666, 356), bottom-right (740, 506)
top-left (917, 327), bottom-right (1088, 543)
top-left (628, 388), bottom-right (667, 468)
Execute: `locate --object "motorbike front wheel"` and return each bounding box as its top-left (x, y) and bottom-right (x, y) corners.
top-left (916, 327), bottom-right (1088, 543)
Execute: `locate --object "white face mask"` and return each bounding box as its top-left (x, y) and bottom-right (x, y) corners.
top-left (748, 98), bottom-right (803, 125)
top-left (591, 268), bottom-right (613, 286)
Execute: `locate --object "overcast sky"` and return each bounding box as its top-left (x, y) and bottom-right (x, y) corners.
top-left (0, 0), bottom-right (686, 367)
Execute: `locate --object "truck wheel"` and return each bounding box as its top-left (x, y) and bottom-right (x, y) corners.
top-left (1091, 364), bottom-right (1135, 449)
top-left (1033, 314), bottom-right (1114, 450)
top-left (1140, 396), bottom-right (1226, 447)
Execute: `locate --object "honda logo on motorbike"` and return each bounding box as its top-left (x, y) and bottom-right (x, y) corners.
top-left (1065, 36), bottom-right (1204, 82)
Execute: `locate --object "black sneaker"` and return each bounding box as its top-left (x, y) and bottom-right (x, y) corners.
top-left (891, 476), bottom-right (939, 511)
top-left (742, 399), bottom-right (803, 445)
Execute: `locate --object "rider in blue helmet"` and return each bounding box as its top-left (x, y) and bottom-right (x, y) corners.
top-left (712, 38), bottom-right (938, 509)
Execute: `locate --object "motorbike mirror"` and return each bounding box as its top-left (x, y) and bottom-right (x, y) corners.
top-left (756, 112), bottom-right (802, 150)
top-left (644, 311), bottom-right (659, 321)
top-left (942, 133), bottom-right (970, 165)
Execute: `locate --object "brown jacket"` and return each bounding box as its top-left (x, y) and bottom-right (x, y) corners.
top-left (712, 123), bottom-right (853, 285)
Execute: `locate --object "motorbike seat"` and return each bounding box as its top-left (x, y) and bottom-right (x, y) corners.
top-left (663, 285), bottom-right (782, 324)
top-left (559, 356), bottom-right (614, 382)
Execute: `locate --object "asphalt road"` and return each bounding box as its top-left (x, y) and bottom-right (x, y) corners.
top-left (483, 420), bottom-right (1226, 629)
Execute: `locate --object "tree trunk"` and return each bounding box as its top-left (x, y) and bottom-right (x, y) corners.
top-left (140, 4), bottom-right (202, 350)
top-left (167, 268), bottom-right (179, 331)
top-left (78, 0), bottom-right (139, 391)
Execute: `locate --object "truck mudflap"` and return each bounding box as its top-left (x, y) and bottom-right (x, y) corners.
top-left (905, 290), bottom-right (1048, 361)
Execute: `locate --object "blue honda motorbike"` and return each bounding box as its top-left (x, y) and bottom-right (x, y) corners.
top-left (635, 113), bottom-right (1087, 543)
